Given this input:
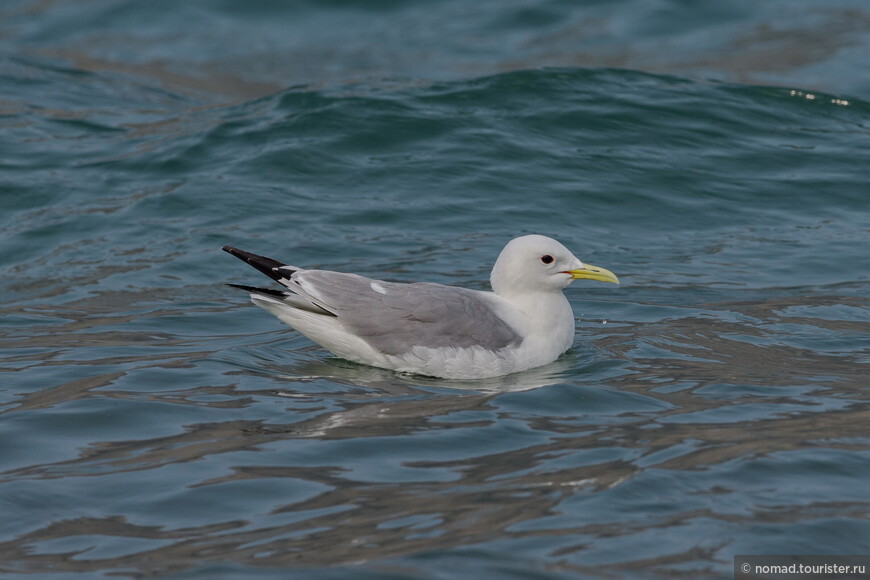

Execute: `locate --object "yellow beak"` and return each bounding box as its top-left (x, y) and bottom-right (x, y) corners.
top-left (564, 264), bottom-right (620, 284)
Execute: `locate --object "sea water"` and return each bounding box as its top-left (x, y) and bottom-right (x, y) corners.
top-left (1, 1), bottom-right (869, 578)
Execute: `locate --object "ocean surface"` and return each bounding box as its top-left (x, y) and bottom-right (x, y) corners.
top-left (1, 1), bottom-right (869, 578)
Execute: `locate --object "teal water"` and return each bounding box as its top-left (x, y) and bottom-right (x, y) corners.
top-left (2, 1), bottom-right (869, 578)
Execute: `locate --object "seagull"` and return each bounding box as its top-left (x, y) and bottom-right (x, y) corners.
top-left (223, 235), bottom-right (618, 380)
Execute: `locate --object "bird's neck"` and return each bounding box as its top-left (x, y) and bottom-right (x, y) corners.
top-left (500, 290), bottom-right (574, 330)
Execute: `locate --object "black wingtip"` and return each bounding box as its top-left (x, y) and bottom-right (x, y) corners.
top-left (222, 246), bottom-right (294, 282)
top-left (226, 283), bottom-right (289, 298)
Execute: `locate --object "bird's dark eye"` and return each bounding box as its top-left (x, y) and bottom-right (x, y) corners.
top-left (541, 255), bottom-right (554, 264)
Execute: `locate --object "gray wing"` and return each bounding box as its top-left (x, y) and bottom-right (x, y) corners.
top-left (292, 271), bottom-right (523, 356)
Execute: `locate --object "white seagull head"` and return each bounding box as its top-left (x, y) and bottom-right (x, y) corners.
top-left (490, 235), bottom-right (619, 296)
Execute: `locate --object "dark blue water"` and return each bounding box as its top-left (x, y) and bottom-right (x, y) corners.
top-left (2, 1), bottom-right (869, 578)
